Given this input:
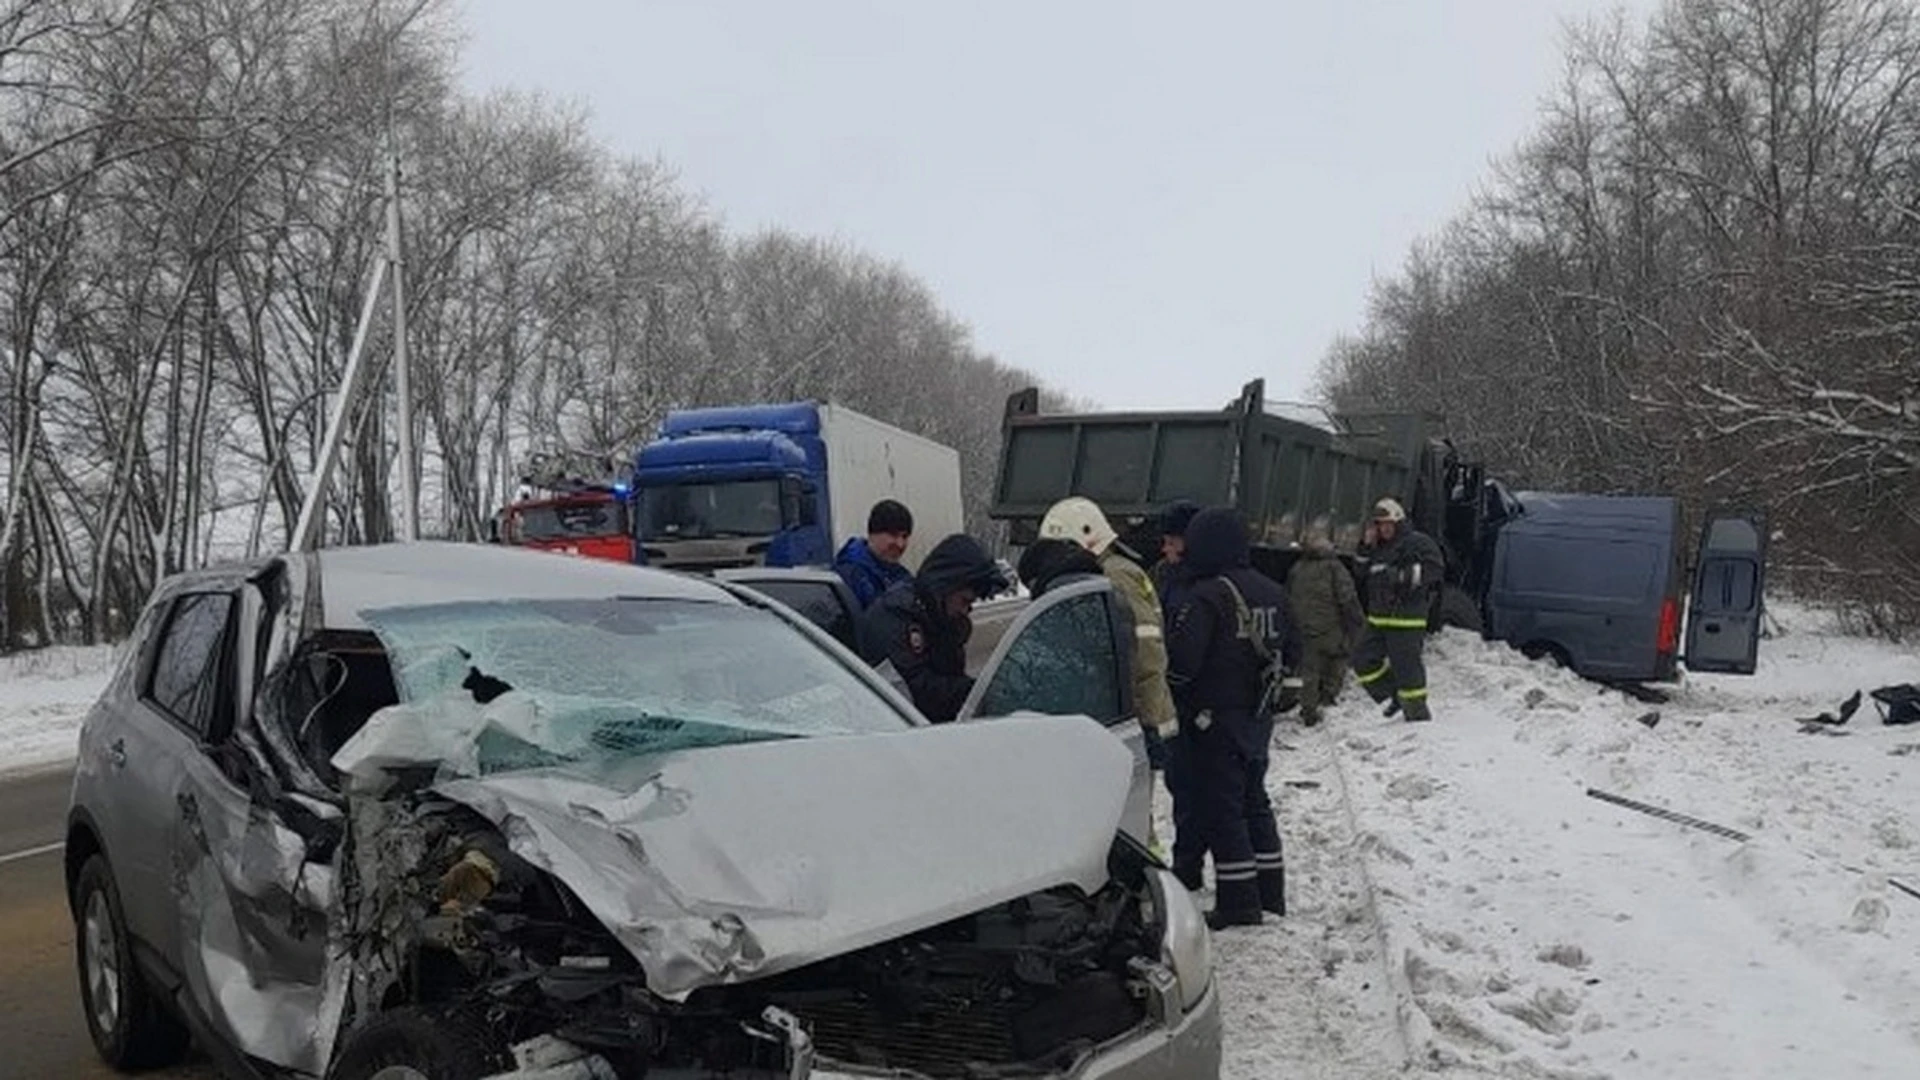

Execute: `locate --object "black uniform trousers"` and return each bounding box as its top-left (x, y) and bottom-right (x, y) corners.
top-left (1352, 620), bottom-right (1431, 721)
top-left (1171, 707), bottom-right (1283, 917)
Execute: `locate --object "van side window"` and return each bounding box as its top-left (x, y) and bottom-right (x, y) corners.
top-left (146, 592), bottom-right (235, 739)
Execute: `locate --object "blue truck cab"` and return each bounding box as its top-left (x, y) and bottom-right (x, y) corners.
top-left (631, 403), bottom-right (830, 571)
top-left (630, 401), bottom-right (966, 575)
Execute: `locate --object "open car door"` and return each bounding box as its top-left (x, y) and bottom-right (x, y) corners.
top-left (956, 578), bottom-right (1151, 844)
top-left (714, 568), bottom-right (863, 654)
top-left (1684, 511), bottom-right (1767, 675)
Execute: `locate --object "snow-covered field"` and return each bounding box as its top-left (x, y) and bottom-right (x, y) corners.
top-left (1232, 603), bottom-right (1920, 1079)
top-left (1, 605), bottom-right (1915, 1078)
top-left (0, 644), bottom-right (116, 778)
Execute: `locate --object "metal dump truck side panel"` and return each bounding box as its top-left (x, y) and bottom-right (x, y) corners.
top-left (991, 382), bottom-right (1423, 559)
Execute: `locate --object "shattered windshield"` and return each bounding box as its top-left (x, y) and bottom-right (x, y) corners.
top-left (636, 480), bottom-right (784, 540)
top-left (345, 597), bottom-right (911, 783)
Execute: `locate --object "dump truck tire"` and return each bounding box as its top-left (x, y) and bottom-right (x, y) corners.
top-left (1435, 585), bottom-right (1484, 634)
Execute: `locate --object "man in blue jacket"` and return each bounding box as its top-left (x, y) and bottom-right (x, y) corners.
top-left (834, 500), bottom-right (915, 608)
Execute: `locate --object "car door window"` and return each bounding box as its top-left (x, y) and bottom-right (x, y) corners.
top-left (739, 579), bottom-right (857, 647)
top-left (146, 592), bottom-right (234, 739)
top-left (972, 591), bottom-right (1124, 724)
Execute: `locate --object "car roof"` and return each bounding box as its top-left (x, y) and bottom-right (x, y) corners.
top-left (314, 542), bottom-right (734, 630)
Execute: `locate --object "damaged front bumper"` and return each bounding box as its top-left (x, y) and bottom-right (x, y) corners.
top-left (484, 976), bottom-right (1224, 1080)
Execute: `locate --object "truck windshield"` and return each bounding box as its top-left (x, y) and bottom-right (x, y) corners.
top-left (513, 499), bottom-right (626, 542)
top-left (637, 480), bottom-right (784, 540)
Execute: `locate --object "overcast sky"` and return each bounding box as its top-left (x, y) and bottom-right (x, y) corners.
top-left (457, 0), bottom-right (1653, 410)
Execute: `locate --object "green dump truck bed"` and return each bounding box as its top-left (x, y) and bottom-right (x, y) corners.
top-left (991, 381), bottom-right (1443, 558)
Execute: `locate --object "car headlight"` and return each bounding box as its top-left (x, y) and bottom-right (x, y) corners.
top-left (1149, 868), bottom-right (1212, 1011)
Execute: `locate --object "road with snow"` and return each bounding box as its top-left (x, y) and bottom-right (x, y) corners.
top-left (3, 603), bottom-right (1917, 1079)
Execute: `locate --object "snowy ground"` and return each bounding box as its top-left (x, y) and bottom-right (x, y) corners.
top-left (1224, 602), bottom-right (1920, 1079)
top-left (0, 645), bottom-right (116, 778)
top-left (2, 606), bottom-right (1916, 1078)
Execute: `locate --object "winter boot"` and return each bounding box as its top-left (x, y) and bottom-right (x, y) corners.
top-left (1257, 866), bottom-right (1286, 917)
top-left (1383, 699), bottom-right (1402, 719)
top-left (1401, 693), bottom-right (1433, 723)
top-left (1299, 706), bottom-right (1323, 728)
top-left (1206, 906), bottom-right (1265, 931)
top-left (1173, 863), bottom-right (1205, 893)
top-left (1208, 876), bottom-right (1264, 930)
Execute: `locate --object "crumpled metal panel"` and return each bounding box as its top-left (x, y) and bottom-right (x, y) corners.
top-left (429, 715), bottom-right (1132, 1000)
top-left (172, 751), bottom-right (335, 1074)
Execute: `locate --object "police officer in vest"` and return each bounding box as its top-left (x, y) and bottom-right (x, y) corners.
top-left (1352, 497), bottom-right (1446, 722)
top-left (1165, 507), bottom-right (1300, 928)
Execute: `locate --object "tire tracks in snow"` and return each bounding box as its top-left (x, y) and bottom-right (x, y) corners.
top-left (1209, 720), bottom-right (1411, 1079)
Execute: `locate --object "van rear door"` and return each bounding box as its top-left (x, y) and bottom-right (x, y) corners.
top-left (1684, 512), bottom-right (1767, 675)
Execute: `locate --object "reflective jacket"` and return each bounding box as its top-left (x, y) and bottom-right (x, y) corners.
top-left (1099, 549), bottom-right (1176, 731)
top-left (1358, 527), bottom-right (1446, 629)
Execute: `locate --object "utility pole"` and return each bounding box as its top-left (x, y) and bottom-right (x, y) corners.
top-left (290, 258), bottom-right (390, 553)
top-left (386, 144), bottom-right (419, 541)
top-left (288, 0), bottom-right (432, 553)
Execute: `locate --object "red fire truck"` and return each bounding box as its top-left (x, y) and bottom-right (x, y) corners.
top-left (493, 451), bottom-right (635, 563)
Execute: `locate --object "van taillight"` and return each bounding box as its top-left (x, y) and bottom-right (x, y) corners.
top-left (1657, 597), bottom-right (1679, 654)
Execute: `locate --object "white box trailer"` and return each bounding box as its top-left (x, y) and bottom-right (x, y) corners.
top-left (819, 404), bottom-right (964, 572)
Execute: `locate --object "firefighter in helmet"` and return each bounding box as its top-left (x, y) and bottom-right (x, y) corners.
top-left (1352, 497), bottom-right (1446, 722)
top-left (1039, 497), bottom-right (1178, 859)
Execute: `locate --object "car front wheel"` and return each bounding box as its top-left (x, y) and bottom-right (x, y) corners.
top-left (73, 854), bottom-right (191, 1070)
top-left (326, 1007), bottom-right (511, 1080)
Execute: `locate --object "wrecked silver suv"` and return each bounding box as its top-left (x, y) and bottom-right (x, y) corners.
top-left (65, 543), bottom-right (1222, 1079)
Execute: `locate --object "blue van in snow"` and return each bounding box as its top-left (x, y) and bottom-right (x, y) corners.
top-left (1485, 493), bottom-right (1767, 683)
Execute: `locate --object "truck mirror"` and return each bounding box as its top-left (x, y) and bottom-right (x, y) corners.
top-left (782, 476), bottom-right (817, 527)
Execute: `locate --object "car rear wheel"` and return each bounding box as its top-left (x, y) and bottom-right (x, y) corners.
top-left (326, 1007), bottom-right (511, 1080)
top-left (73, 854), bottom-right (191, 1070)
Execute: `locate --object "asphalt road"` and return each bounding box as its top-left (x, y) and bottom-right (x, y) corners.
top-left (0, 767), bottom-right (220, 1080)
top-left (0, 600), bottom-right (1025, 1080)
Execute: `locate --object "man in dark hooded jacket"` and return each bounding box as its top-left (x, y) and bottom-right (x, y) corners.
top-left (859, 533), bottom-right (1007, 724)
top-left (1016, 538), bottom-right (1104, 597)
top-left (1151, 499), bottom-right (1202, 621)
top-left (1166, 507), bottom-right (1301, 928)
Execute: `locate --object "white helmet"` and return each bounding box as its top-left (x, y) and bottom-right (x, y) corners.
top-left (1039, 496), bottom-right (1118, 554)
top-left (1372, 497), bottom-right (1407, 524)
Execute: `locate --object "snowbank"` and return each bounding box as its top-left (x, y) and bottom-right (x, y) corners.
top-left (1241, 601), bottom-right (1920, 1078)
top-left (0, 645), bottom-right (117, 777)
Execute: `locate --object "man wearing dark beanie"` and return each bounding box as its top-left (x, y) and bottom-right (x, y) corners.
top-left (834, 499), bottom-right (915, 608)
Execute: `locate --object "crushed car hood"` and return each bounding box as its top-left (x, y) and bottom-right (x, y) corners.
top-left (431, 714), bottom-right (1132, 1000)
